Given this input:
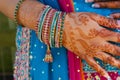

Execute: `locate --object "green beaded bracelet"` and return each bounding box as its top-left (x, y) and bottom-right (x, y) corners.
top-left (50, 11), bottom-right (60, 47)
top-left (14, 0), bottom-right (24, 24)
top-left (59, 12), bottom-right (66, 47)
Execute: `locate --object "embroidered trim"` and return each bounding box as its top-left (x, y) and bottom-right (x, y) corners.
top-left (14, 27), bottom-right (30, 80)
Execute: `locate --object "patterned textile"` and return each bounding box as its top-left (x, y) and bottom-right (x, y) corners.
top-left (14, 0), bottom-right (120, 80)
top-left (14, 26), bottom-right (30, 80)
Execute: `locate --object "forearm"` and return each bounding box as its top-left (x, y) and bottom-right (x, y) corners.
top-left (0, 0), bottom-right (19, 20)
top-left (0, 0), bottom-right (44, 30)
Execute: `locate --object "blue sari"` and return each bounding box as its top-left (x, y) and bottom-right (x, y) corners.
top-left (14, 0), bottom-right (120, 80)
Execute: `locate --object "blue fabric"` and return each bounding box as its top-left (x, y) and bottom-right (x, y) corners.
top-left (16, 0), bottom-right (120, 80)
top-left (29, 30), bottom-right (69, 80)
top-left (29, 1), bottom-right (69, 80)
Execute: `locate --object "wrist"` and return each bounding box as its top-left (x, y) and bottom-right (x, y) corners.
top-left (35, 6), bottom-right (66, 62)
top-left (18, 0), bottom-right (45, 30)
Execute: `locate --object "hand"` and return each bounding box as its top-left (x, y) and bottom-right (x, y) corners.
top-left (85, 0), bottom-right (120, 8)
top-left (63, 12), bottom-right (120, 79)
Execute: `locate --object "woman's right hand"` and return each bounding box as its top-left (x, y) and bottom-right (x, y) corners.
top-left (86, 0), bottom-right (120, 19)
top-left (63, 12), bottom-right (120, 79)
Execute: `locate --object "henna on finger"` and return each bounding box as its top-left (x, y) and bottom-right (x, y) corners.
top-left (100, 42), bottom-right (120, 56)
top-left (95, 52), bottom-right (120, 68)
top-left (98, 28), bottom-right (120, 42)
top-left (85, 12), bottom-right (120, 28)
top-left (85, 56), bottom-right (110, 78)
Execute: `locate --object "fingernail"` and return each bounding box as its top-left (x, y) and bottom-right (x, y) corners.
top-left (107, 16), bottom-right (114, 19)
top-left (92, 4), bottom-right (100, 8)
top-left (106, 76), bottom-right (112, 80)
top-left (103, 74), bottom-right (111, 80)
top-left (117, 20), bottom-right (120, 25)
top-left (109, 15), bottom-right (114, 18)
top-left (107, 16), bottom-right (110, 18)
top-left (85, 0), bottom-right (94, 3)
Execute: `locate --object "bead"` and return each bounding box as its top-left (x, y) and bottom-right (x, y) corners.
top-left (58, 65), bottom-right (61, 68)
top-left (14, 0), bottom-right (25, 24)
top-left (77, 69), bottom-right (80, 72)
top-left (51, 69), bottom-right (54, 72)
top-left (33, 68), bottom-right (36, 71)
top-left (58, 77), bottom-right (62, 80)
top-left (66, 4), bottom-right (69, 7)
top-left (57, 52), bottom-right (60, 55)
top-left (59, 13), bottom-right (66, 47)
top-left (41, 71), bottom-right (45, 74)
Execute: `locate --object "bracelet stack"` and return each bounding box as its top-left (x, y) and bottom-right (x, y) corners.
top-left (14, 0), bottom-right (66, 63)
top-left (14, 0), bottom-right (25, 24)
top-left (37, 6), bottom-right (66, 63)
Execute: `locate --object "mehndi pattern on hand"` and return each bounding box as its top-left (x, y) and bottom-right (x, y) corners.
top-left (63, 12), bottom-right (120, 78)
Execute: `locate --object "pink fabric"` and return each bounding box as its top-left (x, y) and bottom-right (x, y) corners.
top-left (68, 51), bottom-right (82, 80)
top-left (74, 53), bottom-right (82, 80)
top-left (58, 0), bottom-right (83, 80)
top-left (68, 52), bottom-right (76, 80)
top-left (58, 0), bottom-right (74, 12)
top-left (68, 51), bottom-right (83, 80)
top-left (84, 72), bottom-right (120, 80)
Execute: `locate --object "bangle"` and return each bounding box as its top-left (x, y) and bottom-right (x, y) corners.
top-left (14, 0), bottom-right (25, 24)
top-left (42, 9), bottom-right (57, 62)
top-left (50, 11), bottom-right (60, 47)
top-left (42, 9), bottom-right (56, 45)
top-left (36, 5), bottom-right (66, 62)
top-left (55, 12), bottom-right (62, 48)
top-left (35, 6), bottom-right (46, 33)
top-left (59, 12), bottom-right (66, 47)
top-left (38, 6), bottom-right (51, 42)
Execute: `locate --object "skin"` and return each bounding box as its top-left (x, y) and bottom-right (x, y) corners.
top-left (63, 12), bottom-right (120, 78)
top-left (0, 0), bottom-right (120, 78)
top-left (86, 0), bottom-right (120, 18)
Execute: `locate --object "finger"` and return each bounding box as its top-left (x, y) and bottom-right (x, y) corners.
top-left (95, 52), bottom-right (120, 68)
top-left (110, 13), bottom-right (120, 19)
top-left (98, 28), bottom-right (120, 43)
top-left (92, 1), bottom-right (120, 8)
top-left (85, 0), bottom-right (116, 3)
top-left (85, 56), bottom-right (110, 79)
top-left (100, 42), bottom-right (120, 56)
top-left (86, 12), bottom-right (120, 28)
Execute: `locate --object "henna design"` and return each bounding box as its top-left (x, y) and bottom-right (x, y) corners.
top-left (78, 15), bottom-right (89, 25)
top-left (107, 56), bottom-right (115, 64)
top-left (63, 12), bottom-right (120, 76)
top-left (88, 28), bottom-right (99, 38)
top-left (85, 57), bottom-right (106, 76)
top-left (96, 17), bottom-right (117, 28)
top-left (117, 34), bottom-right (120, 42)
top-left (99, 28), bottom-right (115, 37)
top-left (101, 43), bottom-right (116, 54)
